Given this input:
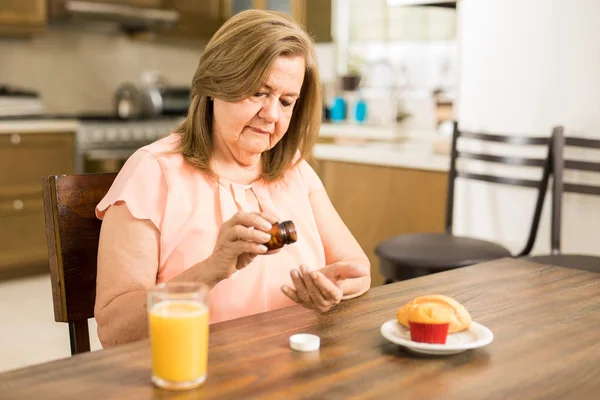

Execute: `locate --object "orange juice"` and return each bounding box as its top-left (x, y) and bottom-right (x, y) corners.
top-left (149, 300), bottom-right (209, 387)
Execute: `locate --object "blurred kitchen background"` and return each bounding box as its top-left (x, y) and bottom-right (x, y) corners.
top-left (1, 0), bottom-right (599, 372)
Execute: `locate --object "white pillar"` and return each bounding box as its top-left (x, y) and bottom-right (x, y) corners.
top-left (455, 0), bottom-right (600, 255)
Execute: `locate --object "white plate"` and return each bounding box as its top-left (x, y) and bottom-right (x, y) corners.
top-left (380, 319), bottom-right (494, 356)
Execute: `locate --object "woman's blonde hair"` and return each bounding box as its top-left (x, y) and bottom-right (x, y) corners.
top-left (176, 9), bottom-right (322, 181)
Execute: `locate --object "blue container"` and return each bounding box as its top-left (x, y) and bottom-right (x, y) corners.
top-left (330, 97), bottom-right (346, 122)
top-left (354, 99), bottom-right (367, 123)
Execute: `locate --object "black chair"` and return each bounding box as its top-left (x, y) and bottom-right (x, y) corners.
top-left (527, 127), bottom-right (600, 272)
top-left (376, 122), bottom-right (554, 283)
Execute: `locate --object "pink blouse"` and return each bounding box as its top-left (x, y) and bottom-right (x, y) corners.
top-left (96, 133), bottom-right (326, 324)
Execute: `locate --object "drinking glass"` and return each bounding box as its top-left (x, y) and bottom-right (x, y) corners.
top-left (148, 282), bottom-right (209, 390)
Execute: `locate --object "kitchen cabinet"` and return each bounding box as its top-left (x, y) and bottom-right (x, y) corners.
top-left (226, 0), bottom-right (300, 17)
top-left (0, 131), bottom-right (75, 280)
top-left (304, 0), bottom-right (332, 43)
top-left (158, 0), bottom-right (223, 42)
top-left (312, 158), bottom-right (447, 287)
top-left (157, 0), bottom-right (331, 43)
top-left (52, 0), bottom-right (164, 8)
top-left (0, 0), bottom-right (46, 37)
top-left (71, 0), bottom-right (164, 8)
top-left (88, 0), bottom-right (164, 6)
top-left (224, 0), bottom-right (332, 42)
top-left (48, 0), bottom-right (176, 26)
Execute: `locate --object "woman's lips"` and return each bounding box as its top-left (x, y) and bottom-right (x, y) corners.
top-left (247, 126), bottom-right (271, 135)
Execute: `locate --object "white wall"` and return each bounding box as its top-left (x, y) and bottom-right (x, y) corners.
top-left (455, 0), bottom-right (600, 255)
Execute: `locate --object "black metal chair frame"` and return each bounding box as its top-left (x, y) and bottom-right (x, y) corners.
top-left (445, 122), bottom-right (554, 257)
top-left (376, 122), bottom-right (556, 283)
top-left (548, 126), bottom-right (600, 253)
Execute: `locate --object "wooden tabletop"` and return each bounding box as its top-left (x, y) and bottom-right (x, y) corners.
top-left (1, 258), bottom-right (599, 399)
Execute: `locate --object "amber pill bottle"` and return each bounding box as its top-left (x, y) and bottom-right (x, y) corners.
top-left (265, 221), bottom-right (297, 250)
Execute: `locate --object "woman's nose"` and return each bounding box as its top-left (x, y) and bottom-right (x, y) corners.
top-left (258, 97), bottom-right (280, 123)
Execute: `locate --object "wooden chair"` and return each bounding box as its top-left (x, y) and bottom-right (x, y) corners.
top-left (527, 127), bottom-right (600, 272)
top-left (375, 122), bottom-right (554, 283)
top-left (41, 172), bottom-right (117, 355)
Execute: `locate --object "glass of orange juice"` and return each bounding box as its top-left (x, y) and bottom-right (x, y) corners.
top-left (148, 282), bottom-right (209, 390)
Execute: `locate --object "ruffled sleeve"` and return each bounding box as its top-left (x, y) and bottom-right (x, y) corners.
top-left (96, 149), bottom-right (167, 231)
top-left (297, 159), bottom-right (324, 194)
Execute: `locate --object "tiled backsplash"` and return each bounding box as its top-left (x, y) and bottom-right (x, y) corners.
top-left (0, 27), bottom-right (203, 114)
top-left (0, 26), bottom-right (338, 115)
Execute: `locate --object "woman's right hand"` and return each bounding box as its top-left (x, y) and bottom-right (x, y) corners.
top-left (205, 211), bottom-right (276, 285)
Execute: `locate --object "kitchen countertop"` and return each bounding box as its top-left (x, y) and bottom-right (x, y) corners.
top-left (0, 114), bottom-right (185, 134)
top-left (313, 139), bottom-right (450, 172)
top-left (0, 119), bottom-right (80, 133)
top-left (315, 122), bottom-right (450, 172)
top-left (319, 122), bottom-right (403, 141)
top-left (0, 117), bottom-right (450, 172)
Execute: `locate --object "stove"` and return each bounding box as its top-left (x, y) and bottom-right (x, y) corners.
top-left (75, 114), bottom-right (184, 173)
top-left (0, 106), bottom-right (184, 172)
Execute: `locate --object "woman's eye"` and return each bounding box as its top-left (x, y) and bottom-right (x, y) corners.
top-left (281, 100), bottom-right (292, 108)
top-left (253, 92), bottom-right (267, 98)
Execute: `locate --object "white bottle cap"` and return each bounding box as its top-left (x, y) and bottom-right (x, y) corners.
top-left (289, 333), bottom-right (320, 352)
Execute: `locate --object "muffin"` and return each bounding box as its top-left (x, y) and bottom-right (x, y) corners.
top-left (396, 295), bottom-right (472, 344)
top-left (406, 303), bottom-right (452, 344)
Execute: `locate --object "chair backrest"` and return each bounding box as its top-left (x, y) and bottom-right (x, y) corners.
top-left (550, 127), bottom-right (600, 254)
top-left (41, 172), bottom-right (117, 355)
top-left (446, 122), bottom-right (554, 257)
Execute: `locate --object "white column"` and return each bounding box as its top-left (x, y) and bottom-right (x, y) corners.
top-left (455, 0), bottom-right (600, 255)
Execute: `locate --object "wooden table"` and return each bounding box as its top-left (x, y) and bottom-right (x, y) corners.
top-left (1, 259), bottom-right (599, 399)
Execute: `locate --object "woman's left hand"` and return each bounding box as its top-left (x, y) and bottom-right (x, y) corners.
top-left (281, 263), bottom-right (367, 313)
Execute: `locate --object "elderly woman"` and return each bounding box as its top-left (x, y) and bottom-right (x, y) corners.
top-left (94, 9), bottom-right (370, 347)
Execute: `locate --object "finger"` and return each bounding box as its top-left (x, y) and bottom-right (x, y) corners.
top-left (281, 285), bottom-right (300, 303)
top-left (252, 211), bottom-right (278, 225)
top-left (290, 269), bottom-right (312, 305)
top-left (299, 265), bottom-right (330, 310)
top-left (311, 271), bottom-right (343, 304)
top-left (230, 241), bottom-right (268, 256)
top-left (231, 212), bottom-right (273, 232)
top-left (227, 225), bottom-right (271, 244)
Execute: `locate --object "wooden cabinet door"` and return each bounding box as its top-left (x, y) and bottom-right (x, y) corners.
top-left (265, 0), bottom-right (292, 13)
top-left (304, 0), bottom-right (331, 42)
top-left (82, 0), bottom-right (164, 7)
top-left (261, 0), bottom-right (332, 43)
top-left (228, 0), bottom-right (254, 15)
top-left (0, 196), bottom-right (48, 274)
top-left (224, 0), bottom-right (331, 43)
top-left (264, 0), bottom-right (307, 27)
top-left (0, 131), bottom-right (75, 277)
top-left (225, 0), bottom-right (299, 20)
top-left (159, 0), bottom-right (223, 42)
top-left (0, 0), bottom-right (46, 36)
top-left (0, 132), bottom-right (74, 194)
